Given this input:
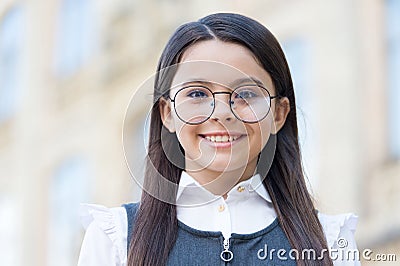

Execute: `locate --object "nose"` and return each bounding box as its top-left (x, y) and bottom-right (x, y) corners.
top-left (210, 92), bottom-right (235, 122)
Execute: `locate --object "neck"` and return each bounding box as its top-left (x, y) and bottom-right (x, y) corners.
top-left (185, 159), bottom-right (258, 198)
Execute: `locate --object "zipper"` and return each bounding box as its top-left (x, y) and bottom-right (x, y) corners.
top-left (220, 237), bottom-right (233, 262)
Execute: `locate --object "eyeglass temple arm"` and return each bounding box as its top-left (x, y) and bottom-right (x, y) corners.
top-left (270, 95), bottom-right (281, 99)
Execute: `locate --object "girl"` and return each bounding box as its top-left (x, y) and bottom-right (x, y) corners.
top-left (78, 13), bottom-right (359, 265)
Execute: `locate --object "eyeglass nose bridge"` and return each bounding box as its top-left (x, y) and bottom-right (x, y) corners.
top-left (211, 91), bottom-right (235, 106)
top-left (208, 91), bottom-right (236, 123)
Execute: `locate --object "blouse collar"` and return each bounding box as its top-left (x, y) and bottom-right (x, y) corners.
top-left (176, 171), bottom-right (272, 206)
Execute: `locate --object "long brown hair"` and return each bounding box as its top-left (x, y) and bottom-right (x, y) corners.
top-left (128, 13), bottom-right (333, 265)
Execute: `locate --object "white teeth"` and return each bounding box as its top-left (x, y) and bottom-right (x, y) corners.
top-left (204, 135), bottom-right (239, 143)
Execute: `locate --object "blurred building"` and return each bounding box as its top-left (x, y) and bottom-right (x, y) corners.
top-left (0, 0), bottom-right (399, 265)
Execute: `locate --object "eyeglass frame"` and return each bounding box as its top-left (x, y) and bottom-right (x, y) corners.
top-left (164, 83), bottom-right (281, 125)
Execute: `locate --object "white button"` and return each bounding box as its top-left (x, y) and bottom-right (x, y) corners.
top-left (218, 204), bottom-right (225, 212)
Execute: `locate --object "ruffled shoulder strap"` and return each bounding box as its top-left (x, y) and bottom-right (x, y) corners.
top-left (79, 203), bottom-right (128, 263)
top-left (317, 211), bottom-right (359, 248)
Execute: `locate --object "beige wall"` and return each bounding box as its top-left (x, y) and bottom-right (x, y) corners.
top-left (0, 0), bottom-right (398, 265)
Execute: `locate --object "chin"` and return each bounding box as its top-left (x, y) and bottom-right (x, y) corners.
top-left (206, 160), bottom-right (250, 173)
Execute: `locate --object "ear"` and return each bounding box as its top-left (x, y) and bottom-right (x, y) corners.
top-left (159, 97), bottom-right (176, 133)
top-left (271, 97), bottom-right (290, 134)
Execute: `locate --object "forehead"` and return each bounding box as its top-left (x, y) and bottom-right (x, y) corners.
top-left (171, 40), bottom-right (275, 92)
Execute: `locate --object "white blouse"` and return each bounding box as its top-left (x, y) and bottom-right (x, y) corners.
top-left (78, 171), bottom-right (360, 265)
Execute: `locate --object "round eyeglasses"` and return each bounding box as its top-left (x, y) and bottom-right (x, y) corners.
top-left (166, 84), bottom-right (280, 125)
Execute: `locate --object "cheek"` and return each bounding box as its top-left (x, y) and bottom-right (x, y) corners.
top-left (250, 117), bottom-right (273, 143)
top-left (171, 112), bottom-right (187, 139)
top-left (244, 120), bottom-right (273, 158)
top-left (261, 122), bottom-right (272, 143)
top-left (174, 123), bottom-right (199, 150)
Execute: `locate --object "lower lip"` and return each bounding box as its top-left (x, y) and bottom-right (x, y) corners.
top-left (200, 135), bottom-right (245, 148)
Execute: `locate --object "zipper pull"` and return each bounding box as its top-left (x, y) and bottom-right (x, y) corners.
top-left (220, 238), bottom-right (233, 262)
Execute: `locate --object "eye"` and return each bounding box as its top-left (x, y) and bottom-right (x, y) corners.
top-left (235, 89), bottom-right (258, 99)
top-left (186, 88), bottom-right (209, 98)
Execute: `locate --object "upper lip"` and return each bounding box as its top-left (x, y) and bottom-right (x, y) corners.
top-left (199, 131), bottom-right (245, 137)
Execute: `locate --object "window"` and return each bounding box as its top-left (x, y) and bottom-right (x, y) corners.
top-left (54, 0), bottom-right (95, 76)
top-left (282, 38), bottom-right (318, 187)
top-left (0, 7), bottom-right (23, 122)
top-left (47, 157), bottom-right (92, 266)
top-left (386, 0), bottom-right (400, 159)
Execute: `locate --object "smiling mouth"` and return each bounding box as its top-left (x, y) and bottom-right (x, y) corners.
top-left (199, 134), bottom-right (244, 143)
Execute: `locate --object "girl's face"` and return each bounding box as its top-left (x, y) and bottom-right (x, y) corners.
top-left (160, 40), bottom-right (289, 181)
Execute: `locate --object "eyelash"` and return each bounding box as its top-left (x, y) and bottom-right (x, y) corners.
top-left (186, 89), bottom-right (209, 98)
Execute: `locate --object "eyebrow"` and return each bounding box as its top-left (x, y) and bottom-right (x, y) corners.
top-left (230, 77), bottom-right (266, 88)
top-left (177, 79), bottom-right (213, 87)
top-left (176, 77), bottom-right (266, 89)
